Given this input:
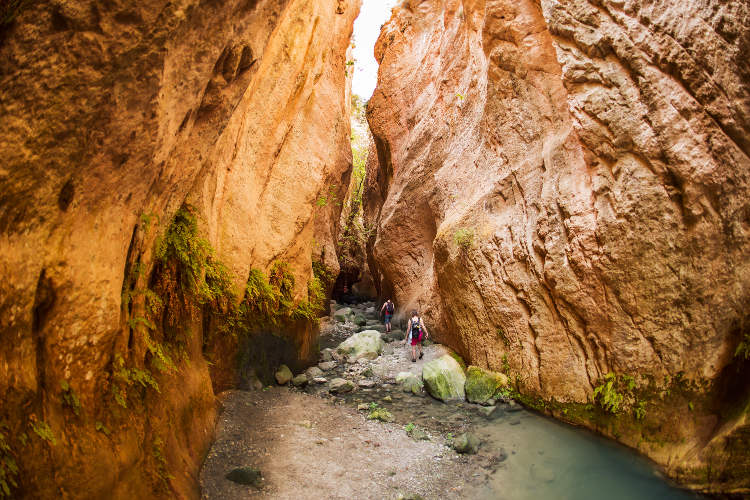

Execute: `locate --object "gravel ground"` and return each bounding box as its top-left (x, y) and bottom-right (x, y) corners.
top-left (200, 388), bottom-right (475, 500)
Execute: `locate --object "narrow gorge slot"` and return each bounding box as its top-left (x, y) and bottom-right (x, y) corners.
top-left (0, 0), bottom-right (748, 499)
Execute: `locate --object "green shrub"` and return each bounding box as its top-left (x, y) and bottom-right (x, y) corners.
top-left (453, 228), bottom-right (474, 250)
top-left (111, 353), bottom-right (161, 408)
top-left (501, 354), bottom-right (510, 375)
top-left (592, 372), bottom-right (645, 419)
top-left (735, 330), bottom-right (750, 360)
top-left (0, 427), bottom-right (18, 498)
top-left (30, 420), bottom-right (56, 446)
top-left (593, 373), bottom-right (624, 413)
top-left (155, 206), bottom-right (236, 309)
top-left (60, 380), bottom-right (81, 417)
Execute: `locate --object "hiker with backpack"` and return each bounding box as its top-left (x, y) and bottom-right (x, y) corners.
top-left (402, 309), bottom-right (429, 362)
top-left (380, 299), bottom-right (395, 333)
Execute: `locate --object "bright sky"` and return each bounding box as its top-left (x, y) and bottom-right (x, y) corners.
top-left (351, 0), bottom-right (400, 100)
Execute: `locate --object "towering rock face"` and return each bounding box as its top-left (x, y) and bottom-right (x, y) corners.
top-left (0, 0), bottom-right (358, 497)
top-left (365, 0), bottom-right (749, 492)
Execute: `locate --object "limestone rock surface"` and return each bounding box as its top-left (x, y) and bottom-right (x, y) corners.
top-left (365, 0), bottom-right (750, 492)
top-left (0, 0), bottom-right (360, 497)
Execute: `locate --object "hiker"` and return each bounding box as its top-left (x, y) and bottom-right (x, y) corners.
top-left (380, 299), bottom-right (395, 333)
top-left (402, 309), bottom-right (429, 362)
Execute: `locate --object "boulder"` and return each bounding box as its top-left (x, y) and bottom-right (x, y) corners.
top-left (333, 307), bottom-right (353, 322)
top-left (358, 379), bottom-right (377, 388)
top-left (386, 331), bottom-right (405, 342)
top-left (360, 324), bottom-right (386, 333)
top-left (353, 315), bottom-right (368, 326)
top-left (479, 406), bottom-right (497, 418)
top-left (305, 366), bottom-right (324, 379)
top-left (402, 377), bottom-right (424, 395)
top-left (313, 377), bottom-right (328, 384)
top-left (396, 372), bottom-right (423, 395)
top-left (452, 432), bottom-right (480, 454)
top-left (328, 378), bottom-right (355, 394)
top-left (275, 365), bottom-right (293, 385)
top-left (464, 366), bottom-right (509, 405)
top-left (320, 348), bottom-right (333, 362)
top-left (292, 374), bottom-right (308, 387)
top-left (318, 361), bottom-right (337, 371)
top-left (422, 355), bottom-right (466, 402)
top-left (225, 467), bottom-right (263, 488)
top-left (336, 330), bottom-right (384, 361)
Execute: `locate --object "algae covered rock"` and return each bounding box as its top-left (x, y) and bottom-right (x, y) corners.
top-left (336, 330), bottom-right (384, 361)
top-left (422, 355), bottom-right (466, 402)
top-left (396, 372), bottom-right (423, 395)
top-left (292, 374), bottom-right (308, 387)
top-left (275, 365), bottom-right (293, 385)
top-left (452, 432), bottom-right (480, 454)
top-left (464, 366), bottom-right (509, 405)
top-left (333, 307), bottom-right (353, 322)
top-left (354, 314), bottom-right (368, 326)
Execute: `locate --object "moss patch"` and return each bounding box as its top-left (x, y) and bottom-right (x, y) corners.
top-left (464, 366), bottom-right (509, 404)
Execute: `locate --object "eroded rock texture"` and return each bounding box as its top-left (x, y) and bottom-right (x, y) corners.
top-left (0, 0), bottom-right (358, 497)
top-left (365, 0), bottom-right (749, 492)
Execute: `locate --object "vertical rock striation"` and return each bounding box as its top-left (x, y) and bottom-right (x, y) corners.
top-left (0, 0), bottom-right (359, 497)
top-left (365, 0), bottom-right (749, 492)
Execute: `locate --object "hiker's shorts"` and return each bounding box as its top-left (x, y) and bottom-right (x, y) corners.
top-left (384, 313), bottom-right (392, 324)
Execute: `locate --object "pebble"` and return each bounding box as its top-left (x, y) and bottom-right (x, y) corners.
top-left (313, 377), bottom-right (328, 384)
top-left (358, 379), bottom-right (377, 388)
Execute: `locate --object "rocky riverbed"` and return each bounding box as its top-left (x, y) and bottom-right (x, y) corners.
top-left (201, 301), bottom-right (705, 500)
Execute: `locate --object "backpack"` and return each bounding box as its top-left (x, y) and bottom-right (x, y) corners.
top-left (410, 316), bottom-right (423, 341)
top-left (386, 302), bottom-right (394, 314)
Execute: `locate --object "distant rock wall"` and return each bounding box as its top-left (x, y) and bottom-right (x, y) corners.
top-left (365, 0), bottom-right (750, 492)
top-left (0, 0), bottom-right (358, 497)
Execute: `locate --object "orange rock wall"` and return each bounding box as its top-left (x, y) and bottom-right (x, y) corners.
top-left (365, 0), bottom-right (749, 492)
top-left (0, 0), bottom-right (358, 497)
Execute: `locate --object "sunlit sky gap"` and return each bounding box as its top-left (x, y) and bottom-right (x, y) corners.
top-left (351, 0), bottom-right (400, 99)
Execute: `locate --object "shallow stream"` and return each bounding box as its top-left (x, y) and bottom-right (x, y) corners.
top-left (313, 302), bottom-right (704, 500)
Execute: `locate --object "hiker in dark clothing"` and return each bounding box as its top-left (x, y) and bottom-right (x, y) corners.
top-left (380, 299), bottom-right (395, 333)
top-left (402, 309), bottom-right (429, 362)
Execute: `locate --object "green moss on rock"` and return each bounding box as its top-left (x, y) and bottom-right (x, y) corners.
top-left (464, 366), bottom-right (509, 404)
top-left (422, 355), bottom-right (466, 402)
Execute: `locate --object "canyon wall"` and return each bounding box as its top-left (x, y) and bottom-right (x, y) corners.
top-left (0, 0), bottom-right (358, 497)
top-left (365, 0), bottom-right (749, 493)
